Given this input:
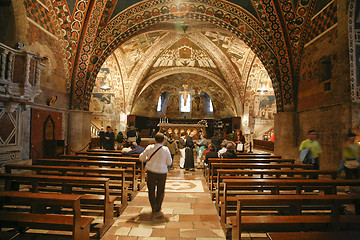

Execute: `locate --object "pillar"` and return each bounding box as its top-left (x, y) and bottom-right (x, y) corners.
top-left (68, 110), bottom-right (92, 152)
top-left (274, 111), bottom-right (297, 160)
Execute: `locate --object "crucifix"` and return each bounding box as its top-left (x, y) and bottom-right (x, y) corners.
top-left (179, 84), bottom-right (193, 105)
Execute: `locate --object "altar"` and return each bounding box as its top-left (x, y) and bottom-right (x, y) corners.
top-left (157, 123), bottom-right (207, 140)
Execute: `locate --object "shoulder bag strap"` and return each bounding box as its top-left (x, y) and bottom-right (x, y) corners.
top-left (147, 146), bottom-right (162, 162)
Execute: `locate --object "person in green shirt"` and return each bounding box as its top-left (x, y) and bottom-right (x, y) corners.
top-left (299, 130), bottom-right (322, 177)
top-left (339, 133), bottom-right (360, 193)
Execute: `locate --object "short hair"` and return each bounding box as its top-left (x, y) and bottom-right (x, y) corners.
top-left (107, 126), bottom-right (111, 129)
top-left (155, 133), bottom-right (165, 143)
top-left (226, 143), bottom-right (234, 150)
top-left (308, 130), bottom-right (316, 134)
top-left (181, 132), bottom-right (186, 136)
top-left (209, 145), bottom-right (216, 151)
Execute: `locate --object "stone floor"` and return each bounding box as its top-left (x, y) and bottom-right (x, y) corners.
top-left (100, 155), bottom-right (269, 240)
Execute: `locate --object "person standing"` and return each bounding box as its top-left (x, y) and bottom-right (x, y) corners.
top-left (299, 130), bottom-right (322, 177)
top-left (211, 131), bottom-right (222, 152)
top-left (151, 128), bottom-right (157, 138)
top-left (127, 126), bottom-right (137, 146)
top-left (104, 126), bottom-right (115, 150)
top-left (338, 132), bottom-right (360, 193)
top-left (98, 127), bottom-right (105, 149)
top-left (178, 132), bottom-right (186, 169)
top-left (235, 129), bottom-right (245, 152)
top-left (184, 132), bottom-right (195, 171)
top-left (139, 133), bottom-right (172, 218)
top-left (196, 134), bottom-right (207, 167)
top-left (163, 133), bottom-right (178, 169)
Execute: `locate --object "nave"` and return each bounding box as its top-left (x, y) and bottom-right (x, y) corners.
top-left (101, 157), bottom-right (229, 240)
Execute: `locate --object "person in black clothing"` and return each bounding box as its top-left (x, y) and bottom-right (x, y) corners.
top-left (136, 130), bottom-right (141, 145)
top-left (98, 127), bottom-right (105, 149)
top-left (127, 126), bottom-right (137, 147)
top-left (211, 132), bottom-right (222, 152)
top-left (184, 132), bottom-right (195, 171)
top-left (205, 145), bottom-right (218, 165)
top-left (150, 128), bottom-right (157, 138)
top-left (104, 126), bottom-right (115, 150)
top-left (222, 143), bottom-right (237, 159)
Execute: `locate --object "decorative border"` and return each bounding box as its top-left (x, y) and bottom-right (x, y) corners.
top-left (72, 1), bottom-right (286, 113)
top-left (349, 0), bottom-right (360, 102)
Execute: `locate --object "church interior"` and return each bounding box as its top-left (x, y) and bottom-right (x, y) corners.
top-left (1, 0), bottom-right (360, 239)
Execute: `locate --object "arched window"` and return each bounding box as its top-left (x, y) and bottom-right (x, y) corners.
top-left (157, 92), bottom-right (168, 114)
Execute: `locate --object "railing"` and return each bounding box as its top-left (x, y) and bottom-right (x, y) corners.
top-left (91, 122), bottom-right (101, 138)
top-left (0, 42), bottom-right (45, 112)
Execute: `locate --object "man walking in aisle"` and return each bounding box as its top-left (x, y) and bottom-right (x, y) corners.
top-left (139, 133), bottom-right (172, 218)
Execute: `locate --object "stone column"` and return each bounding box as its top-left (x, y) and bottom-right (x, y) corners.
top-left (274, 111), bottom-right (297, 160)
top-left (68, 110), bottom-right (92, 153)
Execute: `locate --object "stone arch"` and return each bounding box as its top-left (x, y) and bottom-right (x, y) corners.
top-left (74, 1), bottom-right (286, 112)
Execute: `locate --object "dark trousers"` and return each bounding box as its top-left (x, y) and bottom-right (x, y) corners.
top-left (147, 171), bottom-right (167, 213)
top-left (169, 154), bottom-right (174, 168)
top-left (312, 157), bottom-right (319, 179)
top-left (99, 139), bottom-right (104, 149)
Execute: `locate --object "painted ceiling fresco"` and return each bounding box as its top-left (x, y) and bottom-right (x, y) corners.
top-left (26, 0), bottom-right (339, 113)
top-left (90, 23), bottom-right (276, 123)
top-left (131, 74), bottom-right (236, 119)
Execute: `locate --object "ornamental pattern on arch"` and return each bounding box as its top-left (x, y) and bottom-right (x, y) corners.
top-left (78, 1), bottom-right (286, 112)
top-left (349, 0), bottom-right (360, 102)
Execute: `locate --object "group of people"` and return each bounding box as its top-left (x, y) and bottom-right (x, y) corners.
top-left (98, 126), bottom-right (116, 150)
top-left (299, 130), bottom-right (360, 193)
top-left (98, 125), bottom-right (142, 151)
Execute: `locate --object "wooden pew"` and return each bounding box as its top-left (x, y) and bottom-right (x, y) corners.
top-left (78, 151), bottom-right (140, 158)
top-left (208, 162), bottom-right (313, 191)
top-left (233, 155), bottom-right (281, 159)
top-left (231, 194), bottom-right (360, 240)
top-left (267, 231), bottom-right (360, 240)
top-left (34, 158), bottom-right (139, 199)
top-left (0, 191), bottom-right (93, 240)
top-left (206, 158), bottom-right (296, 185)
top-left (220, 178), bottom-right (360, 224)
top-left (0, 173), bottom-right (112, 238)
top-left (4, 164), bottom-right (128, 215)
top-left (60, 154), bottom-right (145, 190)
top-left (236, 153), bottom-right (271, 157)
top-left (214, 169), bottom-right (338, 205)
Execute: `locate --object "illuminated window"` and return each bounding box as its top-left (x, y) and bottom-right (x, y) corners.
top-left (180, 94), bottom-right (191, 112)
top-left (209, 99), bottom-right (214, 113)
top-left (157, 95), bottom-right (162, 112)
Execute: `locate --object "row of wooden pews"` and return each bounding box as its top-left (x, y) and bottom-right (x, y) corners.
top-left (0, 148), bottom-right (144, 239)
top-left (205, 153), bottom-right (360, 240)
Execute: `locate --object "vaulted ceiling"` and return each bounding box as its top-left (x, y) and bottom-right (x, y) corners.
top-left (26, 0), bottom-right (335, 114)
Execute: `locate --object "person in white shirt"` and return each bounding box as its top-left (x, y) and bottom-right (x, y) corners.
top-left (139, 133), bottom-right (172, 218)
top-left (218, 142), bottom-right (228, 158)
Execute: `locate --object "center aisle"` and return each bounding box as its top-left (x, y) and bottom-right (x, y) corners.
top-left (101, 155), bottom-right (226, 240)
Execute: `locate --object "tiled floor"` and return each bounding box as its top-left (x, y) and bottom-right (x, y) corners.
top-left (102, 156), bottom-right (229, 240)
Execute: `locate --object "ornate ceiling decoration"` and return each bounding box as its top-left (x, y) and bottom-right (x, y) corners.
top-left (33, 0), bottom-right (332, 113)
